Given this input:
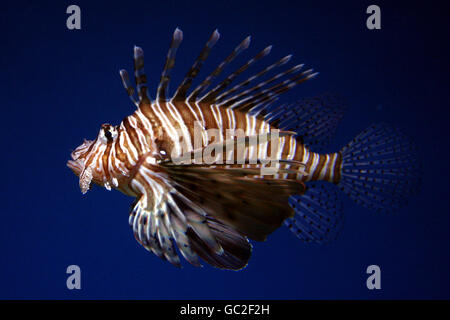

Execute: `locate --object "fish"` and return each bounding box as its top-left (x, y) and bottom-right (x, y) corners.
top-left (67, 28), bottom-right (420, 270)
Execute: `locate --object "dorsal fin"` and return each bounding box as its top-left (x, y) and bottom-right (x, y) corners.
top-left (264, 93), bottom-right (347, 152)
top-left (172, 30), bottom-right (220, 101)
top-left (156, 28), bottom-right (183, 101)
top-left (199, 45), bottom-right (272, 104)
top-left (133, 46), bottom-right (150, 103)
top-left (119, 68), bottom-right (139, 107)
top-left (218, 64), bottom-right (308, 109)
top-left (119, 29), bottom-right (317, 112)
top-left (187, 36), bottom-right (251, 102)
top-left (214, 54), bottom-right (292, 104)
top-left (231, 69), bottom-right (318, 113)
top-left (119, 45), bottom-right (151, 106)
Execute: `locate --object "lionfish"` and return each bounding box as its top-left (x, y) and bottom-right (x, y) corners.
top-left (67, 28), bottom-right (419, 270)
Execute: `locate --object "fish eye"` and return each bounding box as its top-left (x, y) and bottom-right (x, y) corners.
top-left (99, 124), bottom-right (117, 143)
top-left (104, 129), bottom-right (112, 141)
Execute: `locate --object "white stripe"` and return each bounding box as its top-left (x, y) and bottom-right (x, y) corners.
top-left (308, 152), bottom-right (320, 181)
top-left (119, 126), bottom-right (137, 165)
top-left (128, 115), bottom-right (148, 153)
top-left (168, 101), bottom-right (194, 152)
top-left (193, 101), bottom-right (208, 146)
top-left (135, 109), bottom-right (155, 141)
top-left (299, 146), bottom-right (310, 180)
top-left (329, 153), bottom-right (338, 181)
top-left (152, 101), bottom-right (181, 156)
top-left (319, 154), bottom-right (329, 180)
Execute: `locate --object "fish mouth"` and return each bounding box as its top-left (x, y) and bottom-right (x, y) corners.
top-left (67, 139), bottom-right (94, 177)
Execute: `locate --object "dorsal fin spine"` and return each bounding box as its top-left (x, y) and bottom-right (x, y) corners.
top-left (187, 36), bottom-right (251, 102)
top-left (234, 70), bottom-right (317, 111)
top-left (119, 30), bottom-right (318, 117)
top-left (172, 30), bottom-right (220, 101)
top-left (220, 64), bottom-right (305, 108)
top-left (119, 69), bottom-right (139, 107)
top-left (199, 45), bottom-right (272, 104)
top-left (214, 54), bottom-right (292, 104)
top-left (157, 28), bottom-right (183, 101)
top-left (133, 46), bottom-right (150, 103)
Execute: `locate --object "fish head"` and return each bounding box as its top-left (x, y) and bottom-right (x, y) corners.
top-left (67, 123), bottom-right (120, 194)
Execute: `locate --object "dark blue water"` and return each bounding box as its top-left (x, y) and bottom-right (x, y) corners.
top-left (1, 0), bottom-right (448, 299)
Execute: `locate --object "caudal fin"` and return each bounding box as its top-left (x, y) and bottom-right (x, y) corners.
top-left (339, 123), bottom-right (421, 212)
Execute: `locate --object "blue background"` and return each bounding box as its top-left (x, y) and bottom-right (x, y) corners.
top-left (0, 0), bottom-right (448, 299)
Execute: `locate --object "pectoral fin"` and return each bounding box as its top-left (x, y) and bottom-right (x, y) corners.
top-left (79, 162), bottom-right (94, 194)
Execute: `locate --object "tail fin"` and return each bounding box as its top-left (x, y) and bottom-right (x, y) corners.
top-left (339, 123), bottom-right (421, 212)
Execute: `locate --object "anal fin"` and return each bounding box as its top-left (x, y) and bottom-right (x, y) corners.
top-left (285, 181), bottom-right (344, 244)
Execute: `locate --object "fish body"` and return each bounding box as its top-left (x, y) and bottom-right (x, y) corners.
top-left (67, 29), bottom-right (419, 270)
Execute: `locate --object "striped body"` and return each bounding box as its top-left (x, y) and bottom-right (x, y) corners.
top-left (73, 101), bottom-right (341, 198)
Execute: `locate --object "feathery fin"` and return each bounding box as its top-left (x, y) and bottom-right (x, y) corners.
top-left (161, 163), bottom-right (306, 241)
top-left (157, 28), bottom-right (184, 101)
top-left (172, 30), bottom-right (220, 101)
top-left (215, 54), bottom-right (292, 104)
top-left (119, 69), bottom-right (139, 106)
top-left (187, 216), bottom-right (252, 271)
top-left (133, 46), bottom-right (150, 103)
top-left (188, 36), bottom-right (251, 102)
top-left (233, 69), bottom-right (318, 112)
top-left (219, 64), bottom-right (306, 109)
top-left (120, 30), bottom-right (317, 113)
top-left (200, 45), bottom-right (272, 103)
top-left (264, 93), bottom-right (347, 152)
top-left (339, 123), bottom-right (421, 212)
top-left (286, 182), bottom-right (344, 244)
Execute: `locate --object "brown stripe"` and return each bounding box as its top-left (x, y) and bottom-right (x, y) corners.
top-left (295, 140), bottom-right (304, 163)
top-left (109, 142), bottom-right (121, 176)
top-left (164, 101), bottom-right (192, 154)
top-left (324, 153), bottom-right (335, 182)
top-left (284, 136), bottom-right (296, 180)
top-left (219, 105), bottom-right (230, 136)
top-left (123, 116), bottom-right (143, 156)
top-left (303, 150), bottom-right (314, 181)
top-left (134, 114), bottom-right (152, 148)
top-left (311, 153), bottom-right (326, 181)
top-left (139, 102), bottom-right (160, 130)
top-left (84, 143), bottom-right (99, 169)
top-left (118, 130), bottom-right (136, 170)
top-left (233, 110), bottom-right (247, 135)
top-left (174, 101), bottom-right (197, 150)
top-left (81, 138), bottom-right (97, 160)
top-left (114, 131), bottom-right (127, 164)
top-left (101, 142), bottom-right (112, 182)
top-left (199, 103), bottom-right (219, 131)
top-left (332, 152), bottom-right (343, 184)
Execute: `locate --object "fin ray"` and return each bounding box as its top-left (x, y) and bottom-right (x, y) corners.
top-left (265, 93), bottom-right (347, 151)
top-left (286, 182), bottom-right (344, 244)
top-left (157, 28), bottom-right (183, 101)
top-left (339, 123), bottom-right (421, 212)
top-left (172, 30), bottom-right (220, 101)
top-left (199, 45), bottom-right (272, 103)
top-left (188, 36), bottom-right (251, 102)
